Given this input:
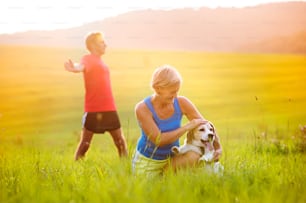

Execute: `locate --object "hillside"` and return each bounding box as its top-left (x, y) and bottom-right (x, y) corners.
top-left (238, 30), bottom-right (306, 54)
top-left (0, 2), bottom-right (305, 53)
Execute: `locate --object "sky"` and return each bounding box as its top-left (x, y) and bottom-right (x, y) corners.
top-left (0, 0), bottom-right (303, 34)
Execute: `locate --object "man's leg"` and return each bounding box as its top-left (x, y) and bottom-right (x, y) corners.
top-left (74, 128), bottom-right (94, 160)
top-left (109, 128), bottom-right (128, 157)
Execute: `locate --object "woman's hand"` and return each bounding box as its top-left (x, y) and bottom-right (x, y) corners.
top-left (184, 118), bottom-right (207, 131)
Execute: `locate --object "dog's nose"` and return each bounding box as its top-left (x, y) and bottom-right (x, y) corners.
top-left (208, 134), bottom-right (214, 140)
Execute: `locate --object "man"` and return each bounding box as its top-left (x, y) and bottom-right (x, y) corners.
top-left (64, 32), bottom-right (128, 160)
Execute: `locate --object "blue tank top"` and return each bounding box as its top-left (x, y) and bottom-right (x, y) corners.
top-left (136, 96), bottom-right (182, 160)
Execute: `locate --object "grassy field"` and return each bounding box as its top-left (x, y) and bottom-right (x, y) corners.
top-left (0, 45), bottom-right (305, 203)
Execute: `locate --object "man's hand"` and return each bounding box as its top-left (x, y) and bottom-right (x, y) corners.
top-left (64, 59), bottom-right (84, 72)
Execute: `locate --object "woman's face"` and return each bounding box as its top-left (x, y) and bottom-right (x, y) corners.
top-left (156, 84), bottom-right (180, 104)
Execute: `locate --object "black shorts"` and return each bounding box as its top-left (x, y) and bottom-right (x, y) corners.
top-left (82, 111), bottom-right (121, 133)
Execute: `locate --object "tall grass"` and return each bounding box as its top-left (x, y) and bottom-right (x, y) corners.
top-left (0, 137), bottom-right (305, 203)
top-left (0, 46), bottom-right (305, 202)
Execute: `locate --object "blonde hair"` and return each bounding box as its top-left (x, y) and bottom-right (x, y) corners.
top-left (85, 31), bottom-right (104, 51)
top-left (151, 65), bottom-right (182, 89)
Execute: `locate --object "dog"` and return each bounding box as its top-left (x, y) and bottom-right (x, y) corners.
top-left (171, 121), bottom-right (224, 174)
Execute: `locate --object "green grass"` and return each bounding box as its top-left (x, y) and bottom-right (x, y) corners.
top-left (0, 45), bottom-right (305, 202)
top-left (1, 138), bottom-right (305, 203)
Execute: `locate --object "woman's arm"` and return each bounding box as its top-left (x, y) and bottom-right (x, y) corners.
top-left (135, 101), bottom-right (205, 147)
top-left (177, 96), bottom-right (206, 120)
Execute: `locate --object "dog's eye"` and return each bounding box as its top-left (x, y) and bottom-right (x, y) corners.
top-left (209, 124), bottom-right (215, 132)
top-left (199, 128), bottom-right (205, 132)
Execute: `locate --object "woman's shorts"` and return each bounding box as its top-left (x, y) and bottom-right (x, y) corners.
top-left (82, 111), bottom-right (121, 133)
top-left (132, 150), bottom-right (170, 177)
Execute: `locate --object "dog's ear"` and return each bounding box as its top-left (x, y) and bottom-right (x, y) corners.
top-left (209, 121), bottom-right (215, 133)
top-left (210, 122), bottom-right (221, 145)
top-left (186, 130), bottom-right (194, 144)
top-left (209, 122), bottom-right (217, 141)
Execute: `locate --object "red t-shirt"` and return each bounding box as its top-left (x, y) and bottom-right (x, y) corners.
top-left (81, 54), bottom-right (116, 112)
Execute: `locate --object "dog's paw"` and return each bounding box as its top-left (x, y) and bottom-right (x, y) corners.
top-left (171, 146), bottom-right (180, 154)
top-left (213, 162), bottom-right (224, 175)
top-left (200, 151), bottom-right (214, 163)
top-left (198, 155), bottom-right (206, 162)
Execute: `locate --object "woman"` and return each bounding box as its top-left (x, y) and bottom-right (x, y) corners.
top-left (132, 65), bottom-right (222, 176)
